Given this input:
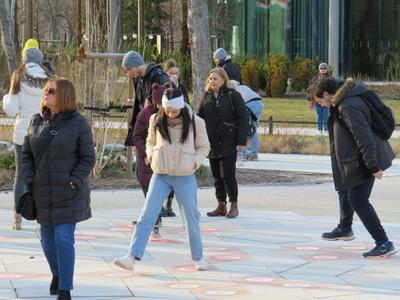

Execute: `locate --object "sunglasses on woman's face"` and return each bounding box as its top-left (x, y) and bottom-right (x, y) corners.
top-left (45, 88), bottom-right (57, 95)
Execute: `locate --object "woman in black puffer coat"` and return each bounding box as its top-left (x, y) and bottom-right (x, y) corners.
top-left (198, 67), bottom-right (248, 219)
top-left (22, 78), bottom-right (95, 300)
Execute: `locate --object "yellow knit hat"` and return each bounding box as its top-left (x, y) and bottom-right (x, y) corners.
top-left (22, 39), bottom-right (39, 58)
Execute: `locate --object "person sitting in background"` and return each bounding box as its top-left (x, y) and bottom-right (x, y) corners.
top-left (213, 48), bottom-right (242, 84)
top-left (2, 48), bottom-right (50, 230)
top-left (307, 62), bottom-right (332, 135)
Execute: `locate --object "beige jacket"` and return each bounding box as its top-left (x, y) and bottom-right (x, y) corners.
top-left (146, 106), bottom-right (210, 176)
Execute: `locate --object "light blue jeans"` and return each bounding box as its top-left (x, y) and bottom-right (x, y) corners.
top-left (242, 99), bottom-right (264, 157)
top-left (315, 104), bottom-right (329, 132)
top-left (40, 223), bottom-right (76, 290)
top-left (128, 173), bottom-right (203, 261)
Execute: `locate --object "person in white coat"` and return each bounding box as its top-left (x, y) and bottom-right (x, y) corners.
top-left (2, 48), bottom-right (50, 230)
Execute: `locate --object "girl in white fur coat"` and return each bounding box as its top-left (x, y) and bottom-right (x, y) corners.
top-left (2, 48), bottom-right (50, 230)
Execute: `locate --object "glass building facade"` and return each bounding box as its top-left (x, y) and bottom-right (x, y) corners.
top-left (208, 0), bottom-right (400, 80)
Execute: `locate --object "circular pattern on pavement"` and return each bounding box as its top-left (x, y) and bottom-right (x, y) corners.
top-left (283, 282), bottom-right (311, 288)
top-left (104, 272), bottom-right (132, 278)
top-left (0, 273), bottom-right (24, 279)
top-left (215, 255), bottom-right (242, 261)
top-left (0, 236), bottom-right (6, 241)
top-left (245, 277), bottom-right (275, 283)
top-left (75, 235), bottom-right (97, 240)
top-left (296, 246), bottom-right (320, 251)
top-left (177, 266), bottom-right (196, 271)
top-left (201, 228), bottom-right (218, 232)
top-left (110, 227), bottom-right (132, 232)
top-left (170, 284), bottom-right (201, 289)
top-left (341, 246), bottom-right (366, 250)
top-left (311, 255), bottom-right (339, 260)
top-left (205, 290), bottom-right (237, 296)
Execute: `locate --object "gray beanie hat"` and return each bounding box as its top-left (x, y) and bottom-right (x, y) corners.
top-left (319, 62), bottom-right (328, 69)
top-left (213, 48), bottom-right (227, 61)
top-left (23, 48), bottom-right (43, 65)
top-left (122, 51), bottom-right (145, 69)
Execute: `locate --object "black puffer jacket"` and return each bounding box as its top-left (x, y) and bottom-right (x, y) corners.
top-left (125, 63), bottom-right (170, 146)
top-left (198, 86), bottom-right (248, 158)
top-left (328, 79), bottom-right (395, 190)
top-left (22, 109), bottom-right (96, 225)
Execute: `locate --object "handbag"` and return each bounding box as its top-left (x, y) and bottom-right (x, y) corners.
top-left (16, 189), bottom-right (36, 220)
top-left (16, 119), bottom-right (65, 221)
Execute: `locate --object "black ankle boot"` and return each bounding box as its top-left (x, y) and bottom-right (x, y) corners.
top-left (50, 275), bottom-right (59, 295)
top-left (57, 290), bottom-right (71, 300)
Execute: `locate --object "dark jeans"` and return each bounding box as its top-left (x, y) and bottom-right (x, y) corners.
top-left (13, 145), bottom-right (24, 209)
top-left (338, 178), bottom-right (388, 245)
top-left (209, 156), bottom-right (238, 203)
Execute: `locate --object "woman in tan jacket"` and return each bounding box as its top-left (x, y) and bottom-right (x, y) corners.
top-left (114, 88), bottom-right (210, 271)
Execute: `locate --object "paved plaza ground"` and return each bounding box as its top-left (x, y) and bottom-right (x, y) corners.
top-left (0, 154), bottom-right (399, 299)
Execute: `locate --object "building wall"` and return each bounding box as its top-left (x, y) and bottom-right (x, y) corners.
top-left (208, 0), bottom-right (399, 79)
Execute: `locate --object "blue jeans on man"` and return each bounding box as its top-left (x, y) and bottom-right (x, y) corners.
top-left (40, 223), bottom-right (76, 290)
top-left (242, 99), bottom-right (264, 159)
top-left (315, 103), bottom-right (329, 132)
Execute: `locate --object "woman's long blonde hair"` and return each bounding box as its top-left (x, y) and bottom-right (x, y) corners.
top-left (205, 67), bottom-right (237, 91)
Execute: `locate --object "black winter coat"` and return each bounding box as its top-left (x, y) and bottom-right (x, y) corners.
top-left (198, 86), bottom-right (248, 158)
top-left (328, 79), bottom-right (395, 190)
top-left (22, 109), bottom-right (96, 225)
top-left (125, 63), bottom-right (170, 146)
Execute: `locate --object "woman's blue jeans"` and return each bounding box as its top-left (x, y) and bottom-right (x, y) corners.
top-left (40, 223), bottom-right (76, 290)
top-left (128, 173), bottom-right (203, 261)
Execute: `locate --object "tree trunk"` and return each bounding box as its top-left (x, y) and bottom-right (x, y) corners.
top-left (180, 0), bottom-right (189, 54)
top-left (23, 0), bottom-right (33, 42)
top-left (0, 0), bottom-right (18, 74)
top-left (75, 0), bottom-right (82, 46)
top-left (187, 0), bottom-right (211, 107)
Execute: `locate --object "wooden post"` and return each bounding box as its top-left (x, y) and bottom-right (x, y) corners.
top-left (268, 116), bottom-right (274, 135)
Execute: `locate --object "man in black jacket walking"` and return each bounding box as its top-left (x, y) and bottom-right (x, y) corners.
top-left (310, 77), bottom-right (396, 259)
top-left (122, 51), bottom-right (170, 146)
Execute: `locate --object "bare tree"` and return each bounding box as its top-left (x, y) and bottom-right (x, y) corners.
top-left (0, 0), bottom-right (18, 74)
top-left (187, 0), bottom-right (211, 106)
top-left (180, 0), bottom-right (189, 54)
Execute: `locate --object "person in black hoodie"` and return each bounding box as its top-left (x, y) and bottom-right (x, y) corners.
top-left (198, 67), bottom-right (248, 218)
top-left (310, 77), bottom-right (396, 259)
top-left (122, 51), bottom-right (170, 146)
top-left (22, 78), bottom-right (95, 300)
top-left (213, 48), bottom-right (242, 84)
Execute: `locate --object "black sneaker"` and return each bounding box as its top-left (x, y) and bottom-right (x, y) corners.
top-left (321, 227), bottom-right (355, 241)
top-left (362, 241), bottom-right (397, 258)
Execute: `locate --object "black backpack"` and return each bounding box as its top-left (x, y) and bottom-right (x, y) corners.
top-left (360, 90), bottom-right (395, 140)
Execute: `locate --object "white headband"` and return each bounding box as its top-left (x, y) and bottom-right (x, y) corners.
top-left (162, 94), bottom-right (185, 109)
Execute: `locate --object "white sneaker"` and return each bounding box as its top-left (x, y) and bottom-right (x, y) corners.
top-left (194, 258), bottom-right (207, 271)
top-left (114, 254), bottom-right (135, 271)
